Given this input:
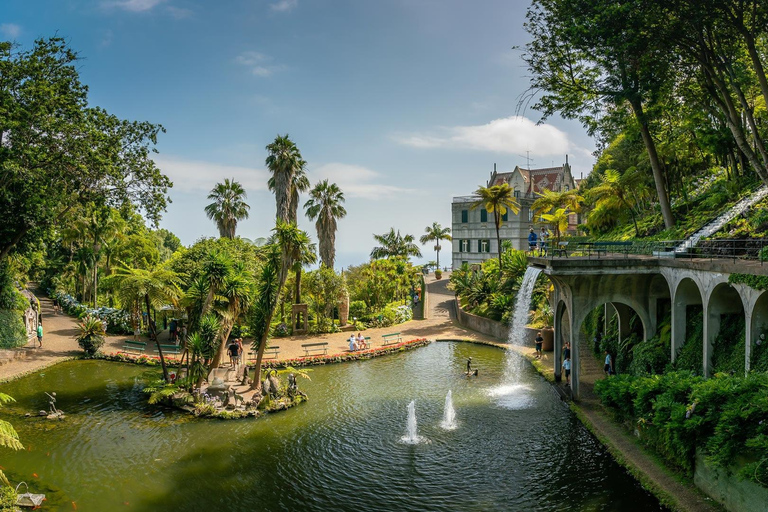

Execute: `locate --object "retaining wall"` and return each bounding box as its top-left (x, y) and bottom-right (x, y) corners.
top-left (454, 299), bottom-right (509, 340)
top-left (694, 450), bottom-right (768, 512)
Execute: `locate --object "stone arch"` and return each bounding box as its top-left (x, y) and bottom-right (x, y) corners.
top-left (749, 291), bottom-right (768, 372)
top-left (553, 299), bottom-right (571, 383)
top-left (705, 282), bottom-right (747, 377)
top-left (671, 277), bottom-right (704, 363)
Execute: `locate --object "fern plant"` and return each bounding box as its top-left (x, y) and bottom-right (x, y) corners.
top-left (0, 393), bottom-right (22, 488)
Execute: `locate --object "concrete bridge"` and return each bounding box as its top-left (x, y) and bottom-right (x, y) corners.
top-left (529, 255), bottom-right (768, 399)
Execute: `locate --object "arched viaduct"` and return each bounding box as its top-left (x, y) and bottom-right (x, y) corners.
top-left (530, 256), bottom-right (768, 399)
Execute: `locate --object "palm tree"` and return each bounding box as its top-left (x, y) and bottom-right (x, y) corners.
top-left (541, 208), bottom-right (571, 243)
top-left (291, 231), bottom-right (317, 305)
top-left (266, 135), bottom-right (308, 224)
top-left (531, 188), bottom-right (583, 218)
top-left (250, 221), bottom-right (308, 391)
top-left (204, 179), bottom-right (250, 239)
top-left (370, 228), bottom-right (422, 260)
top-left (471, 183), bottom-right (520, 268)
top-left (419, 222), bottom-right (452, 269)
top-left (109, 264), bottom-right (182, 381)
top-left (587, 168), bottom-right (648, 237)
top-left (210, 266), bottom-right (254, 369)
top-left (304, 180), bottom-right (346, 268)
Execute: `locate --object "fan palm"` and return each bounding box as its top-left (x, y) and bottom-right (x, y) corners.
top-left (471, 183), bottom-right (520, 268)
top-left (587, 168), bottom-right (648, 237)
top-left (304, 180), bottom-right (346, 268)
top-left (370, 228), bottom-right (422, 260)
top-left (419, 222), bottom-right (452, 269)
top-left (204, 178), bottom-right (250, 239)
top-left (266, 135), bottom-right (308, 224)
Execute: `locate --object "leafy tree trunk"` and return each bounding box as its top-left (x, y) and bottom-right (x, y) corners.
top-left (628, 98), bottom-right (675, 230)
top-left (145, 294), bottom-right (169, 382)
top-left (295, 267), bottom-right (301, 304)
top-left (211, 321), bottom-right (234, 370)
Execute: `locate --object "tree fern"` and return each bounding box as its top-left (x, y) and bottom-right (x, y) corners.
top-left (0, 393), bottom-right (22, 488)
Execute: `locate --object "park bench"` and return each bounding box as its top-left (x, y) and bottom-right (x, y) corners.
top-left (302, 342), bottom-right (328, 356)
top-left (382, 332), bottom-right (402, 345)
top-left (159, 344), bottom-right (180, 357)
top-left (122, 340), bottom-right (146, 353)
top-left (246, 346), bottom-right (281, 361)
top-left (554, 241), bottom-right (569, 257)
top-left (592, 241), bottom-right (632, 258)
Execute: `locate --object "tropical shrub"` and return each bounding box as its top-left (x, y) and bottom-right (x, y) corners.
top-left (595, 371), bottom-right (768, 487)
top-left (76, 315), bottom-right (106, 356)
top-left (711, 313), bottom-right (745, 375)
top-left (674, 307), bottom-right (704, 375)
top-left (349, 300), bottom-right (367, 320)
top-left (0, 310), bottom-right (27, 349)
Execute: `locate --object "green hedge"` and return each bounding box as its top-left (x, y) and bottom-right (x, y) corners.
top-left (595, 371), bottom-right (768, 487)
top-left (0, 309), bottom-right (27, 348)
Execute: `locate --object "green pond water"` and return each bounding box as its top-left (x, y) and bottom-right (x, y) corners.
top-left (0, 342), bottom-right (665, 511)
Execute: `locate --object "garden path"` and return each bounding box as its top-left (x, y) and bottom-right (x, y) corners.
top-left (0, 287), bottom-right (81, 381)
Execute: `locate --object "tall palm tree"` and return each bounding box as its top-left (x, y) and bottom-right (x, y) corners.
top-left (471, 183), bottom-right (520, 268)
top-left (266, 135), bottom-right (308, 224)
top-left (370, 228), bottom-right (422, 260)
top-left (109, 264), bottom-right (182, 381)
top-left (587, 168), bottom-right (648, 237)
top-left (419, 222), bottom-right (452, 269)
top-left (304, 180), bottom-right (346, 268)
top-left (204, 179), bottom-right (250, 239)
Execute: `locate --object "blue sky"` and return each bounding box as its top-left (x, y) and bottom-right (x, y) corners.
top-left (3, 0), bottom-right (596, 268)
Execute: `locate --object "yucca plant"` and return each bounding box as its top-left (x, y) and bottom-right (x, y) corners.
top-left (76, 315), bottom-right (106, 356)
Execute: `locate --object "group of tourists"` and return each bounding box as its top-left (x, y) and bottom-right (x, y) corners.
top-left (348, 333), bottom-right (368, 351)
top-left (227, 338), bottom-right (245, 368)
top-left (527, 227), bottom-right (550, 256)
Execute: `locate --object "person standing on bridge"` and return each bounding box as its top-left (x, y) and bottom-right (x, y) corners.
top-left (528, 228), bottom-right (538, 255)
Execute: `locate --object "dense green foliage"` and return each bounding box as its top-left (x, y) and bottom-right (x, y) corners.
top-left (674, 307), bottom-right (704, 375)
top-left (729, 273), bottom-right (768, 291)
top-left (0, 38), bottom-right (170, 262)
top-left (0, 263), bottom-right (30, 348)
top-left (711, 313), bottom-right (746, 374)
top-left (595, 372), bottom-right (768, 488)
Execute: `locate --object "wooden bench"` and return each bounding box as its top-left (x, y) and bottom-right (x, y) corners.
top-left (122, 340), bottom-right (146, 353)
top-left (246, 346), bottom-right (281, 361)
top-left (592, 241), bottom-right (632, 258)
top-left (159, 344), bottom-right (180, 357)
top-left (302, 342), bottom-right (328, 356)
top-left (554, 241), bottom-right (569, 257)
top-left (382, 333), bottom-right (402, 346)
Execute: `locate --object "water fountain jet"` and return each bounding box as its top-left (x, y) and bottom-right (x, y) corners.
top-left (440, 390), bottom-right (457, 430)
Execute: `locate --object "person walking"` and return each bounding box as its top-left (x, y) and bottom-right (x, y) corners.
top-left (36, 322), bottom-right (43, 348)
top-left (227, 339), bottom-right (240, 369)
top-left (604, 350), bottom-right (613, 376)
top-left (539, 227), bottom-right (549, 256)
top-left (562, 357), bottom-right (571, 386)
top-left (534, 331), bottom-right (543, 359)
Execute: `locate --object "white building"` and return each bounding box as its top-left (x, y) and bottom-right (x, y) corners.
top-left (451, 158), bottom-right (577, 269)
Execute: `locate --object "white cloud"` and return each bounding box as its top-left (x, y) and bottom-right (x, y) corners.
top-left (235, 51), bottom-right (283, 77)
top-left (395, 116), bottom-right (576, 156)
top-left (313, 163), bottom-right (415, 200)
top-left (270, 0), bottom-right (297, 12)
top-left (154, 155), bottom-right (270, 193)
top-left (103, 0), bottom-right (166, 11)
top-left (0, 23), bottom-right (22, 39)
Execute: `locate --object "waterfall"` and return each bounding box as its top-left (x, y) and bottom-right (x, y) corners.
top-left (675, 186), bottom-right (768, 253)
top-left (440, 390), bottom-right (457, 430)
top-left (401, 400), bottom-right (423, 444)
top-left (487, 266), bottom-right (541, 408)
top-left (508, 267), bottom-right (543, 346)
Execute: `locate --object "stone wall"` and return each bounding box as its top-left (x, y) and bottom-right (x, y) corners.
top-left (454, 299), bottom-right (509, 340)
top-left (694, 450), bottom-right (768, 512)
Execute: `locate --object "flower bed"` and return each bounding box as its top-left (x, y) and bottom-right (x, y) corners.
top-left (260, 338), bottom-right (431, 369)
top-left (50, 290), bottom-right (132, 334)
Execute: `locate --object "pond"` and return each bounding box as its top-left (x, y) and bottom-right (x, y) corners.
top-left (1, 342), bottom-right (664, 511)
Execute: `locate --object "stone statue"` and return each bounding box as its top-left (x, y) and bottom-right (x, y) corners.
top-left (45, 392), bottom-right (59, 415)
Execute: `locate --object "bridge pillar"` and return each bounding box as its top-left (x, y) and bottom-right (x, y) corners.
top-left (570, 314), bottom-right (583, 400)
top-left (745, 309), bottom-right (753, 374)
top-left (553, 295), bottom-right (563, 383)
top-left (703, 302), bottom-right (718, 378)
